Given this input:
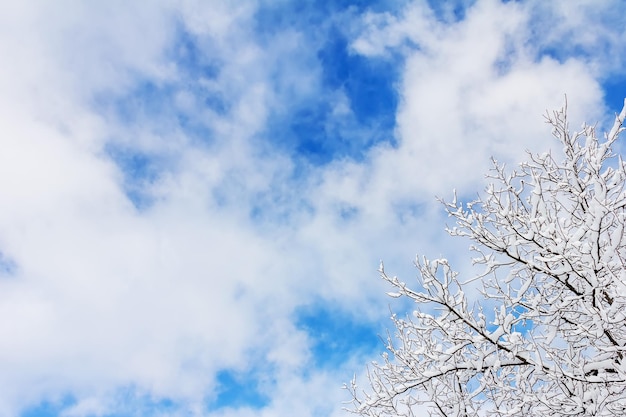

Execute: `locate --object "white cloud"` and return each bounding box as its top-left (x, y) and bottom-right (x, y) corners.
top-left (348, 0), bottom-right (605, 199)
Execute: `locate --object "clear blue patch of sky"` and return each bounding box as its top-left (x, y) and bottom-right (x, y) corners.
top-left (255, 2), bottom-right (401, 166)
top-left (104, 144), bottom-right (162, 210)
top-left (318, 28), bottom-right (399, 127)
top-left (255, 0), bottom-right (403, 36)
top-left (425, 0), bottom-right (476, 23)
top-left (538, 44), bottom-right (598, 68)
top-left (21, 395), bottom-right (76, 417)
top-left (267, 35), bottom-right (399, 164)
top-left (285, 101), bottom-right (391, 166)
top-left (206, 369), bottom-right (271, 411)
top-left (602, 77), bottom-right (626, 115)
top-left (295, 302), bottom-right (382, 369)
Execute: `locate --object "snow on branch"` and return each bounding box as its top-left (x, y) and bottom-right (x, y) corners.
top-left (347, 100), bottom-right (626, 417)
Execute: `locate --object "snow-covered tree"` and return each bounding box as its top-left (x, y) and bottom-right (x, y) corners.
top-left (348, 101), bottom-right (626, 417)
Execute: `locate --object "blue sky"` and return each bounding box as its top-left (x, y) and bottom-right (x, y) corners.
top-left (0, 1), bottom-right (625, 416)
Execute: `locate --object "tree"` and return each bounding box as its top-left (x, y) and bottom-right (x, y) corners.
top-left (347, 101), bottom-right (626, 417)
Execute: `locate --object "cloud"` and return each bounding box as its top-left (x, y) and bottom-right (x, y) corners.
top-left (350, 0), bottom-right (605, 197)
top-left (0, 1), bottom-right (625, 417)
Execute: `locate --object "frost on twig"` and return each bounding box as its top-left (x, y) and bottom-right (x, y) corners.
top-left (347, 99), bottom-right (626, 416)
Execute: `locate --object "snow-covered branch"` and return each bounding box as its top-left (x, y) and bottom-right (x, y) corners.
top-left (348, 100), bottom-right (626, 417)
